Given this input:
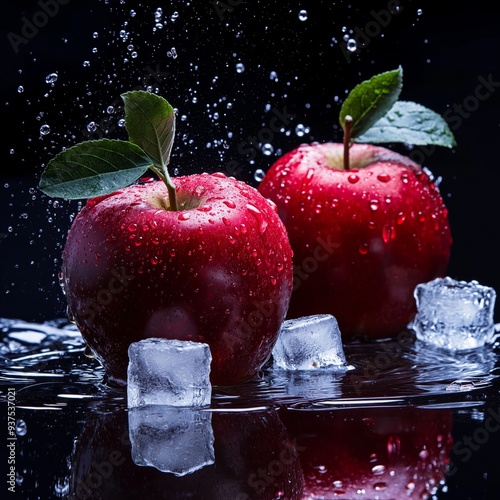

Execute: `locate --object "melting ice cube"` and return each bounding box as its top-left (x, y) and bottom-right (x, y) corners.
top-left (408, 276), bottom-right (497, 350)
top-left (127, 338), bottom-right (212, 408)
top-left (272, 314), bottom-right (349, 370)
top-left (129, 406), bottom-right (214, 476)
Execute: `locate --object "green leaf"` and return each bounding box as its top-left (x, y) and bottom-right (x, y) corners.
top-left (38, 139), bottom-right (152, 199)
top-left (339, 66), bottom-right (403, 139)
top-left (122, 90), bottom-right (176, 169)
top-left (355, 101), bottom-right (457, 147)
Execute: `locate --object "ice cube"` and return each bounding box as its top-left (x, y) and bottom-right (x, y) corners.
top-left (127, 338), bottom-right (212, 408)
top-left (272, 314), bottom-right (349, 370)
top-left (128, 406), bottom-right (215, 476)
top-left (408, 276), bottom-right (497, 350)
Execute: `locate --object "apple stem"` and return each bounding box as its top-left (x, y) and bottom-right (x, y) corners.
top-left (343, 115), bottom-right (353, 171)
top-left (152, 166), bottom-right (178, 211)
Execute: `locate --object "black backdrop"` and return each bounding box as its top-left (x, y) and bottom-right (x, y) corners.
top-left (1, 0), bottom-right (500, 323)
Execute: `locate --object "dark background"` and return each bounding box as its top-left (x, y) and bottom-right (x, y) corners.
top-left (1, 1), bottom-right (499, 321)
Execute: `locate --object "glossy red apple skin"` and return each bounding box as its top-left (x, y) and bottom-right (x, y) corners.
top-left (61, 173), bottom-right (293, 386)
top-left (258, 142), bottom-right (452, 339)
top-left (280, 406), bottom-right (453, 499)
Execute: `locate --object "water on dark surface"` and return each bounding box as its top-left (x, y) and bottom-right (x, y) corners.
top-left (1, 318), bottom-right (500, 499)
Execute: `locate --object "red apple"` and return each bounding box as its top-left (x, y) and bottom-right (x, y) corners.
top-left (258, 142), bottom-right (452, 339)
top-left (280, 405), bottom-right (453, 499)
top-left (61, 172), bottom-right (293, 386)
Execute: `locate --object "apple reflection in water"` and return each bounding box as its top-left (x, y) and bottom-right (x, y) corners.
top-left (69, 403), bottom-right (452, 499)
top-left (280, 405), bottom-right (453, 499)
top-left (69, 407), bottom-right (304, 500)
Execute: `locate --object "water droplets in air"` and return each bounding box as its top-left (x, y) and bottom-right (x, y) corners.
top-left (261, 143), bottom-right (274, 156)
top-left (45, 73), bottom-right (58, 85)
top-left (236, 63), bottom-right (245, 73)
top-left (167, 48), bottom-right (178, 59)
top-left (254, 169), bottom-right (266, 183)
top-left (16, 419), bottom-right (27, 436)
top-left (346, 38), bottom-right (357, 52)
top-left (40, 124), bottom-right (51, 136)
top-left (295, 124), bottom-right (310, 137)
top-left (298, 10), bottom-right (308, 21)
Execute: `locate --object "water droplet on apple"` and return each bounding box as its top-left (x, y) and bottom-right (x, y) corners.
top-left (150, 257), bottom-right (159, 265)
top-left (406, 481), bottom-right (416, 492)
top-left (401, 173), bottom-right (409, 184)
top-left (369, 200), bottom-right (379, 211)
top-left (178, 212), bottom-right (191, 221)
top-left (315, 204), bottom-right (322, 214)
top-left (358, 243), bottom-right (369, 255)
top-left (374, 482), bottom-right (387, 491)
top-left (377, 173), bottom-right (391, 183)
top-left (397, 212), bottom-right (406, 225)
top-left (128, 223), bottom-right (137, 233)
top-left (270, 276), bottom-right (277, 285)
top-left (197, 205), bottom-right (211, 212)
top-left (222, 217), bottom-right (231, 226)
top-left (305, 168), bottom-right (315, 183)
top-left (246, 203), bottom-right (268, 233)
top-left (371, 464), bottom-right (386, 476)
top-left (382, 224), bottom-right (394, 243)
top-left (223, 200), bottom-right (236, 209)
top-left (228, 235), bottom-right (236, 245)
top-left (387, 435), bottom-right (401, 457)
top-left (169, 249), bottom-right (176, 258)
top-left (348, 174), bottom-right (360, 184)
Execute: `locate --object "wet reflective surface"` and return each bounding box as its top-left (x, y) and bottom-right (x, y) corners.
top-left (2, 318), bottom-right (500, 498)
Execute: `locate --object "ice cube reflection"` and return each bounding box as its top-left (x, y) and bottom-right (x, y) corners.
top-left (128, 406), bottom-right (214, 476)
